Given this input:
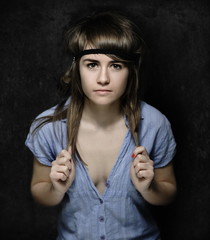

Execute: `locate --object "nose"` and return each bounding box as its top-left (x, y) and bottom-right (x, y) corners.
top-left (97, 67), bottom-right (110, 85)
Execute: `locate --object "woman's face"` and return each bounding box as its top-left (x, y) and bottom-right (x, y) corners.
top-left (79, 53), bottom-right (129, 107)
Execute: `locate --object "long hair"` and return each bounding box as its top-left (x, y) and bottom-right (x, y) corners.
top-left (35, 10), bottom-right (146, 161)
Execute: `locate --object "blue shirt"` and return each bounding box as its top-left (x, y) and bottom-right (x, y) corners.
top-left (25, 100), bottom-right (176, 240)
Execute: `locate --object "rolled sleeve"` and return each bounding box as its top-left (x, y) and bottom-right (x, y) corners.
top-left (25, 122), bottom-right (55, 166)
top-left (150, 115), bottom-right (176, 168)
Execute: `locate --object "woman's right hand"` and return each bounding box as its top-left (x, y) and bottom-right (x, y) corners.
top-left (50, 146), bottom-right (75, 195)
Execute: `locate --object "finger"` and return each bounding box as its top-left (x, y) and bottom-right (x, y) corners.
top-left (133, 154), bottom-right (148, 166)
top-left (67, 145), bottom-right (72, 155)
top-left (50, 171), bottom-right (68, 182)
top-left (52, 165), bottom-right (70, 176)
top-left (58, 172), bottom-right (68, 181)
top-left (54, 156), bottom-right (71, 168)
top-left (131, 146), bottom-right (148, 158)
top-left (57, 149), bottom-right (71, 159)
top-left (137, 170), bottom-right (144, 179)
top-left (134, 162), bottom-right (148, 172)
top-left (137, 169), bottom-right (154, 180)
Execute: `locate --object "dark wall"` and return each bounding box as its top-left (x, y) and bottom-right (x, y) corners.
top-left (0, 0), bottom-right (210, 239)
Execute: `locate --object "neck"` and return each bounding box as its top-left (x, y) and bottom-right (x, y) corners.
top-left (82, 100), bottom-right (123, 128)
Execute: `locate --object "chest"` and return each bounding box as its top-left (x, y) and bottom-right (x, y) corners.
top-left (77, 123), bottom-right (128, 193)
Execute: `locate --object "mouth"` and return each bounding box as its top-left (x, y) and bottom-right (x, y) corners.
top-left (93, 89), bottom-right (112, 95)
top-left (94, 89), bottom-right (112, 92)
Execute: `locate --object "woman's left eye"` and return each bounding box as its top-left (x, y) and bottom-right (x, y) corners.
top-left (111, 64), bottom-right (122, 70)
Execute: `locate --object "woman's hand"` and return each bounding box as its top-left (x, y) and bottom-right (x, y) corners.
top-left (130, 146), bottom-right (177, 205)
top-left (50, 146), bottom-right (75, 195)
top-left (130, 146), bottom-right (154, 194)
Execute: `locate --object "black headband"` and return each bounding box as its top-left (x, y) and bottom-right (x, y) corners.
top-left (73, 49), bottom-right (140, 62)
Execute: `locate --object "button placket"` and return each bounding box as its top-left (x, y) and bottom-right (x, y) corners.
top-left (98, 198), bottom-right (106, 240)
top-left (99, 216), bottom-right (105, 222)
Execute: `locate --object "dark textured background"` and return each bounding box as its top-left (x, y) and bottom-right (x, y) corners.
top-left (0, 0), bottom-right (210, 239)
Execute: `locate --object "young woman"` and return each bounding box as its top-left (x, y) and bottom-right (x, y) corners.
top-left (25, 10), bottom-right (177, 240)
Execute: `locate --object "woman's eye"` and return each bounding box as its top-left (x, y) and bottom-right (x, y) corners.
top-left (111, 64), bottom-right (122, 70)
top-left (87, 63), bottom-right (97, 69)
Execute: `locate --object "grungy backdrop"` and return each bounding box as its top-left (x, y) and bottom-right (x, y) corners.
top-left (0, 0), bottom-right (210, 239)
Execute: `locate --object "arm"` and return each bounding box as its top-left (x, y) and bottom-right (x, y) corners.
top-left (130, 146), bottom-right (177, 205)
top-left (31, 148), bottom-right (75, 206)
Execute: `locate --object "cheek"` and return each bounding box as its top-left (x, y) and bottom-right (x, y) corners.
top-left (119, 72), bottom-right (129, 93)
top-left (80, 70), bottom-right (90, 93)
top-left (80, 80), bottom-right (90, 95)
top-left (122, 80), bottom-right (128, 95)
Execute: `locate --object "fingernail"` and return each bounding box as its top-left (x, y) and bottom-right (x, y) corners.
top-left (131, 153), bottom-right (135, 158)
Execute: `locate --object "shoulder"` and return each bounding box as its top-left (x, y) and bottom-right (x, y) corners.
top-left (31, 105), bottom-right (59, 134)
top-left (36, 105), bottom-right (57, 119)
top-left (140, 101), bottom-right (169, 128)
top-left (139, 101), bottom-right (176, 167)
top-left (36, 98), bottom-right (70, 119)
top-left (25, 101), bottom-right (69, 164)
top-left (28, 98), bottom-right (70, 138)
top-left (139, 101), bottom-right (174, 144)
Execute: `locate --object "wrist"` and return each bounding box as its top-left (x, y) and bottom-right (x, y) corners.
top-left (140, 180), bottom-right (176, 206)
top-left (50, 184), bottom-right (66, 199)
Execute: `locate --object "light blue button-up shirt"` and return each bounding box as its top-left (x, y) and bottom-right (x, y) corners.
top-left (25, 100), bottom-right (176, 240)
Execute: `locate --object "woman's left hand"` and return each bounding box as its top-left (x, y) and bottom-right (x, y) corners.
top-left (130, 146), bottom-right (154, 194)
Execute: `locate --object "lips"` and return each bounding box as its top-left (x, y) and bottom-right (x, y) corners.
top-left (93, 89), bottom-right (112, 95)
top-left (94, 89), bottom-right (112, 92)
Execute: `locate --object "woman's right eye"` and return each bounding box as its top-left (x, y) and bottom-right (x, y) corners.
top-left (87, 63), bottom-right (97, 69)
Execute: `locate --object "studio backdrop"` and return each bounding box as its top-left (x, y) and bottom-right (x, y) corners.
top-left (0, 0), bottom-right (210, 239)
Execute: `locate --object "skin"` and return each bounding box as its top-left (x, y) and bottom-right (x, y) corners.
top-left (79, 54), bottom-right (129, 107)
top-left (31, 54), bottom-right (176, 206)
top-left (130, 146), bottom-right (176, 205)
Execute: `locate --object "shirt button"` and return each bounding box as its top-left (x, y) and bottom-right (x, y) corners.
top-left (99, 216), bottom-right (105, 222)
top-left (99, 199), bottom-right (103, 204)
top-left (100, 235), bottom-right (105, 240)
top-left (105, 181), bottom-right (110, 188)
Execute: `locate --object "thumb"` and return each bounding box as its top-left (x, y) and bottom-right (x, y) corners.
top-left (67, 146), bottom-right (73, 163)
top-left (67, 145), bottom-right (72, 154)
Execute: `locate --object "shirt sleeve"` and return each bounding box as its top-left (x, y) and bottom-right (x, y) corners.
top-left (25, 119), bottom-right (56, 167)
top-left (150, 114), bottom-right (176, 168)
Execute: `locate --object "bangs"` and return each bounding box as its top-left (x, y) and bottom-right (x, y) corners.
top-left (66, 11), bottom-right (144, 62)
top-left (74, 12), bottom-right (141, 54)
top-left (84, 27), bottom-right (129, 52)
